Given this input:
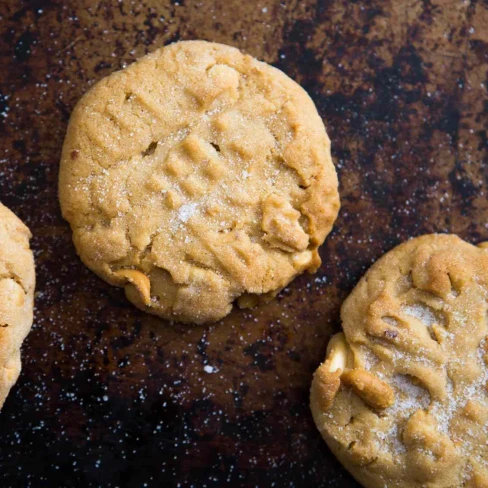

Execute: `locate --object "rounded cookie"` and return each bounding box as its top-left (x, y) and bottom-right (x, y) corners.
top-left (59, 40), bottom-right (339, 324)
top-left (0, 203), bottom-right (35, 409)
top-left (311, 234), bottom-right (488, 488)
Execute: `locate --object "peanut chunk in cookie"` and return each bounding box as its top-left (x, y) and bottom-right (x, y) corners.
top-left (312, 333), bottom-right (349, 410)
top-left (341, 368), bottom-right (395, 410)
top-left (113, 269), bottom-right (151, 305)
top-left (262, 194), bottom-right (309, 252)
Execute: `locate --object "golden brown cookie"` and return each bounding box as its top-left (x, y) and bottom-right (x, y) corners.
top-left (59, 40), bottom-right (339, 324)
top-left (311, 234), bottom-right (488, 488)
top-left (0, 203), bottom-right (35, 409)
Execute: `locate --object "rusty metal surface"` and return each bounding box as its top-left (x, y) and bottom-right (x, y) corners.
top-left (0, 0), bottom-right (486, 486)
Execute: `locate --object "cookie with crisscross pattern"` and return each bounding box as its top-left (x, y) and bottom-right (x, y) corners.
top-left (59, 41), bottom-right (339, 324)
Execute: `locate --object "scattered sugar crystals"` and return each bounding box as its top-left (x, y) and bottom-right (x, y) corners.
top-left (177, 202), bottom-right (199, 223)
top-left (358, 346), bottom-right (380, 371)
top-left (371, 374), bottom-right (431, 454)
top-left (374, 337), bottom-right (488, 458)
top-left (401, 303), bottom-right (436, 327)
top-left (431, 340), bottom-right (488, 434)
top-left (388, 374), bottom-right (430, 417)
top-left (382, 316), bottom-right (400, 326)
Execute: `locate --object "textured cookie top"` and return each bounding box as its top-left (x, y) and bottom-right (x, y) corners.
top-left (0, 203), bottom-right (35, 409)
top-left (311, 234), bottom-right (488, 488)
top-left (59, 40), bottom-right (339, 324)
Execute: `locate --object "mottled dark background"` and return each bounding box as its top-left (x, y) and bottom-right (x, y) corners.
top-left (0, 0), bottom-right (486, 487)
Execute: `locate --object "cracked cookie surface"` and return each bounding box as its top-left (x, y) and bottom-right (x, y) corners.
top-left (0, 203), bottom-right (35, 409)
top-left (59, 40), bottom-right (339, 324)
top-left (311, 234), bottom-right (488, 488)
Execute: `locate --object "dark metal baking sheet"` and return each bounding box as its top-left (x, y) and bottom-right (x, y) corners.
top-left (0, 1), bottom-right (486, 486)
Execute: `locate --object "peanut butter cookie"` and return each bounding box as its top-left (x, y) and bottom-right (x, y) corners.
top-left (0, 203), bottom-right (35, 409)
top-left (311, 234), bottom-right (488, 488)
top-left (59, 41), bottom-right (339, 324)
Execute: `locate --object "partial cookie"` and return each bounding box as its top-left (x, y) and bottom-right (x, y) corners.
top-left (59, 40), bottom-right (340, 324)
top-left (0, 203), bottom-right (35, 409)
top-left (310, 234), bottom-right (488, 488)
